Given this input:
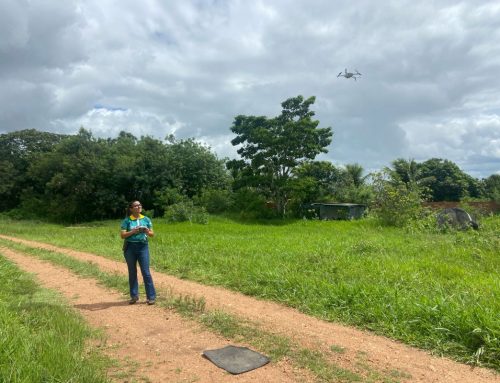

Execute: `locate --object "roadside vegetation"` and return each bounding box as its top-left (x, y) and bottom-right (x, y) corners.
top-left (0, 214), bottom-right (498, 371)
top-left (0, 254), bottom-right (110, 382)
top-left (1, 99), bottom-right (499, 224)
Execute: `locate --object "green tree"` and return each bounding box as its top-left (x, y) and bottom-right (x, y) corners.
top-left (389, 159), bottom-right (422, 186)
top-left (106, 131), bottom-right (142, 207)
top-left (0, 160), bottom-right (18, 205)
top-left (0, 129), bottom-right (67, 210)
top-left (386, 158), bottom-right (433, 199)
top-left (165, 138), bottom-right (230, 198)
top-left (483, 174), bottom-right (500, 202)
top-left (24, 128), bottom-right (123, 222)
top-left (419, 158), bottom-right (472, 201)
top-left (332, 164), bottom-right (372, 204)
top-left (388, 158), bottom-right (485, 201)
top-left (5, 128), bottom-right (230, 222)
top-left (228, 95), bottom-right (333, 216)
top-left (293, 161), bottom-right (342, 203)
top-left (345, 163), bottom-right (365, 188)
top-left (103, 133), bottom-right (229, 217)
top-left (463, 173), bottom-right (484, 199)
top-left (293, 161), bottom-right (372, 206)
top-left (129, 135), bottom-right (172, 210)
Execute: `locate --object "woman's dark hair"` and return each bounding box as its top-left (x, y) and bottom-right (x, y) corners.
top-left (126, 200), bottom-right (141, 216)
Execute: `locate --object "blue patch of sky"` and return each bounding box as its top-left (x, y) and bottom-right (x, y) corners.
top-left (93, 104), bottom-right (127, 112)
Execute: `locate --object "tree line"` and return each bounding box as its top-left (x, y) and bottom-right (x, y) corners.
top-left (1, 95), bottom-right (499, 223)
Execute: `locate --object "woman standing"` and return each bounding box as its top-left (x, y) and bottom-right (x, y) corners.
top-left (120, 201), bottom-right (156, 305)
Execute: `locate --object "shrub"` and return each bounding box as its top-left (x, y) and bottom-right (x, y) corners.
top-left (332, 184), bottom-right (374, 205)
top-left (371, 171), bottom-right (424, 227)
top-left (163, 200), bottom-right (209, 224)
top-left (404, 208), bottom-right (439, 234)
top-left (194, 188), bottom-right (234, 214)
top-left (153, 187), bottom-right (186, 216)
top-left (232, 188), bottom-right (278, 219)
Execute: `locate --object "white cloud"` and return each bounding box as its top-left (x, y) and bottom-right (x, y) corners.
top-left (1, 0), bottom-right (500, 177)
top-left (63, 106), bottom-right (184, 140)
top-left (401, 114), bottom-right (500, 177)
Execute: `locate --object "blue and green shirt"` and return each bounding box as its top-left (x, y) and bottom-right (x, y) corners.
top-left (121, 214), bottom-right (152, 243)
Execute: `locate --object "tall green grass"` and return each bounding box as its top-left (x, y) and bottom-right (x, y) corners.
top-left (0, 214), bottom-right (499, 370)
top-left (0, 253), bottom-right (110, 382)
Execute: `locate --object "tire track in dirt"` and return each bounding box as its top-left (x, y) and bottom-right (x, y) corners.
top-left (0, 246), bottom-right (312, 383)
top-left (1, 234), bottom-right (498, 383)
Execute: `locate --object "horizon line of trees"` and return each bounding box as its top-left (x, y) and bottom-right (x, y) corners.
top-left (1, 96), bottom-right (499, 223)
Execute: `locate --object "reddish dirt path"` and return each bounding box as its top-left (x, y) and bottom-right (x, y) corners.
top-left (1, 234), bottom-right (498, 383)
top-left (1, 246), bottom-right (312, 383)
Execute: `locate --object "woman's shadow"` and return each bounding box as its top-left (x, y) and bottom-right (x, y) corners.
top-left (74, 301), bottom-right (132, 311)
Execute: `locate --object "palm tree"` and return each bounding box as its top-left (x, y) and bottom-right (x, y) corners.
top-left (387, 158), bottom-right (433, 192)
top-left (345, 163), bottom-right (366, 187)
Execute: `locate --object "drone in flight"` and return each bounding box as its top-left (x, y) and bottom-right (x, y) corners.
top-left (337, 68), bottom-right (362, 81)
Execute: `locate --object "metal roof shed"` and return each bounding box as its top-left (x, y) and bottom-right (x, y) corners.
top-left (311, 203), bottom-right (366, 220)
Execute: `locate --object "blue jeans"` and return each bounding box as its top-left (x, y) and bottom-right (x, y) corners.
top-left (124, 242), bottom-right (156, 300)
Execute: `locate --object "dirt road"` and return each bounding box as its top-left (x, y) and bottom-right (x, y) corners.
top-left (1, 234), bottom-right (498, 383)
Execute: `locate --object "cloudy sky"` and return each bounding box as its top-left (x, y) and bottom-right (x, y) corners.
top-left (1, 1), bottom-right (500, 178)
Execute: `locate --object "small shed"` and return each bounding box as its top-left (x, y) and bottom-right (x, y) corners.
top-left (311, 203), bottom-right (366, 220)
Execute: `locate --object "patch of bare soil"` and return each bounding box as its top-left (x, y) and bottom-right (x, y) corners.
top-left (1, 234), bottom-right (498, 383)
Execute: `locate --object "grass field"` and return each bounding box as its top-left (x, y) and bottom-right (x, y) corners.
top-left (0, 214), bottom-right (498, 370)
top-left (0, 255), bottom-right (110, 382)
